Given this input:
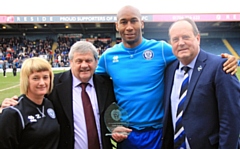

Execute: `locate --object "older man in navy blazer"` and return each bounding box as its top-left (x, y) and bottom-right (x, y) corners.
top-left (162, 18), bottom-right (240, 149)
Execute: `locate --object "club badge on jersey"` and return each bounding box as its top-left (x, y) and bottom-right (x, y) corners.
top-left (143, 49), bottom-right (154, 60)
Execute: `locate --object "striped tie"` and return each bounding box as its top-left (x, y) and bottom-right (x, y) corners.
top-left (174, 66), bottom-right (190, 149)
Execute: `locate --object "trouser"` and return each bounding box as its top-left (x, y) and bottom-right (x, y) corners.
top-left (3, 70), bottom-right (6, 76)
top-left (13, 68), bottom-right (17, 76)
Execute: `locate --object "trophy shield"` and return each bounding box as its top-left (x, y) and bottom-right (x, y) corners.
top-left (104, 102), bottom-right (130, 136)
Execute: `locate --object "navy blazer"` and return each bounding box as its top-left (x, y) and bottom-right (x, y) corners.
top-left (48, 70), bottom-right (116, 149)
top-left (162, 50), bottom-right (240, 149)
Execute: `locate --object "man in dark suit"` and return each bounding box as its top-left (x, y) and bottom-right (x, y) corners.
top-left (162, 18), bottom-right (240, 149)
top-left (0, 41), bottom-right (115, 149)
top-left (49, 41), bottom-right (115, 149)
top-left (49, 72), bottom-right (114, 149)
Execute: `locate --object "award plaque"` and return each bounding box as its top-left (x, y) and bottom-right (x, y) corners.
top-left (104, 102), bottom-right (130, 136)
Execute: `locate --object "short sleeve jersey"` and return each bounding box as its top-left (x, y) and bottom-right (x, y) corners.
top-left (96, 38), bottom-right (176, 129)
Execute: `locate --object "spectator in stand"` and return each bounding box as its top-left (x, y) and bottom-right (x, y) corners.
top-left (0, 49), bottom-right (3, 60)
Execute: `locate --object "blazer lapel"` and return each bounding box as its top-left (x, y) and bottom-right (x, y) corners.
top-left (164, 61), bottom-right (179, 115)
top-left (183, 50), bottom-right (207, 111)
top-left (93, 74), bottom-right (109, 115)
top-left (55, 70), bottom-right (73, 123)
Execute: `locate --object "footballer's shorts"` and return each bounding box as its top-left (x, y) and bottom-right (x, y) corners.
top-left (117, 127), bottom-right (163, 149)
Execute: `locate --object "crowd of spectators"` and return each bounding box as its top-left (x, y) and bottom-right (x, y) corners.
top-left (1, 36), bottom-right (239, 70)
top-left (0, 36), bottom-right (54, 69)
top-left (0, 36), bottom-right (111, 69)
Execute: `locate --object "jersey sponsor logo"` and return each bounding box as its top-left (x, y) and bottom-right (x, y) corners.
top-left (28, 114), bottom-right (44, 123)
top-left (35, 114), bottom-right (41, 119)
top-left (112, 56), bottom-right (119, 63)
top-left (28, 115), bottom-right (37, 122)
top-left (143, 49), bottom-right (154, 60)
top-left (47, 108), bottom-right (56, 119)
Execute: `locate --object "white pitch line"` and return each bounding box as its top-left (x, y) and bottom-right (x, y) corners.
top-left (0, 84), bottom-right (20, 92)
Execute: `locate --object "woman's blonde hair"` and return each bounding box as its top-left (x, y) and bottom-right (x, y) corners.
top-left (20, 57), bottom-right (54, 95)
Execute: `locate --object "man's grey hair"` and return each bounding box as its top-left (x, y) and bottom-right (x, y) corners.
top-left (68, 41), bottom-right (98, 60)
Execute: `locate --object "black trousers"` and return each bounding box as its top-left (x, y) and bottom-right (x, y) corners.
top-left (3, 69), bottom-right (6, 76)
top-left (13, 68), bottom-right (17, 76)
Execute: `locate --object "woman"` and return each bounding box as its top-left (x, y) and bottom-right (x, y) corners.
top-left (0, 57), bottom-right (60, 149)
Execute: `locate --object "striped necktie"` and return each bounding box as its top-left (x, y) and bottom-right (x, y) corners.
top-left (174, 66), bottom-right (190, 149)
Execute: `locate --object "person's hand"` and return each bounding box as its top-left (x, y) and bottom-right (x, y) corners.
top-left (221, 53), bottom-right (238, 75)
top-left (0, 96), bottom-right (19, 113)
top-left (111, 126), bottom-right (132, 142)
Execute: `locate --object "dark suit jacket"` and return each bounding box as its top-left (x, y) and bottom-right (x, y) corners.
top-left (47, 70), bottom-right (116, 149)
top-left (162, 50), bottom-right (240, 149)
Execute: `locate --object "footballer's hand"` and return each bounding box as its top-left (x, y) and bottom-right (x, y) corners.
top-left (221, 53), bottom-right (238, 75)
top-left (111, 126), bottom-right (132, 142)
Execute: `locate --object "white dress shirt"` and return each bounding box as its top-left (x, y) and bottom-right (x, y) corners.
top-left (72, 75), bottom-right (102, 149)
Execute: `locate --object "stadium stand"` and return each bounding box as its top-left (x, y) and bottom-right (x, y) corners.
top-left (1, 36), bottom-right (240, 69)
top-left (200, 38), bottom-right (230, 55)
top-left (226, 38), bottom-right (240, 56)
top-left (0, 36), bottom-right (112, 69)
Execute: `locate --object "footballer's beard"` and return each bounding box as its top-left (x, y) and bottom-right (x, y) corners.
top-left (125, 35), bottom-right (140, 46)
top-left (126, 40), bottom-right (137, 45)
